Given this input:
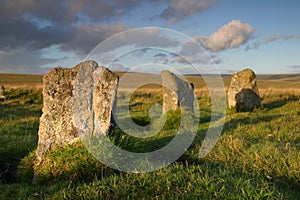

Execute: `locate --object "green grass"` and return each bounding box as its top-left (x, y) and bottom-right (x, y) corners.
top-left (0, 88), bottom-right (300, 199)
top-left (0, 89), bottom-right (42, 183)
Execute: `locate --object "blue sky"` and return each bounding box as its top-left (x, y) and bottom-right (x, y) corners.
top-left (0, 0), bottom-right (299, 74)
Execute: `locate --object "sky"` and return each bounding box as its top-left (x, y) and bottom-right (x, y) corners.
top-left (0, 0), bottom-right (300, 74)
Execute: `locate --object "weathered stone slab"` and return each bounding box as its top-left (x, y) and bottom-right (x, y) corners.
top-left (161, 70), bottom-right (194, 113)
top-left (35, 60), bottom-right (119, 168)
top-left (227, 68), bottom-right (261, 112)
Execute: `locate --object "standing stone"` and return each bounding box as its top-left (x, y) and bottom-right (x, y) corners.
top-left (161, 70), bottom-right (194, 113)
top-left (227, 68), bottom-right (261, 112)
top-left (93, 67), bottom-right (119, 134)
top-left (35, 60), bottom-right (119, 168)
top-left (0, 85), bottom-right (6, 101)
top-left (72, 64), bottom-right (119, 136)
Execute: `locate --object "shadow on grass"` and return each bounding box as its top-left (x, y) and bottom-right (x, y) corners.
top-left (223, 114), bottom-right (285, 133)
top-left (114, 109), bottom-right (287, 156)
top-left (0, 98), bottom-right (41, 183)
top-left (262, 95), bottom-right (299, 111)
top-left (0, 103), bottom-right (42, 119)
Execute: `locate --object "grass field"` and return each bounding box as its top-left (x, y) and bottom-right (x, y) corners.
top-left (0, 72), bottom-right (300, 199)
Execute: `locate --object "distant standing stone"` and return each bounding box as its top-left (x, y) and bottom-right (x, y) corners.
top-left (0, 85), bottom-right (6, 101)
top-left (227, 68), bottom-right (261, 112)
top-left (161, 70), bottom-right (194, 113)
top-left (35, 60), bottom-right (119, 169)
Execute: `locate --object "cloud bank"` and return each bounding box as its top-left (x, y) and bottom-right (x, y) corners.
top-left (0, 0), bottom-right (136, 53)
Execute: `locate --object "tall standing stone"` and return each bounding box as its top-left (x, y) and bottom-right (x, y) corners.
top-left (72, 64), bottom-right (119, 136)
top-left (227, 68), bottom-right (261, 112)
top-left (35, 60), bottom-right (119, 169)
top-left (161, 70), bottom-right (194, 113)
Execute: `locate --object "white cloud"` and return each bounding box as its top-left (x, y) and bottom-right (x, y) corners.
top-left (197, 20), bottom-right (254, 52)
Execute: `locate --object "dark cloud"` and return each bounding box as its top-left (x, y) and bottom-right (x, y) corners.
top-left (154, 53), bottom-right (167, 57)
top-left (0, 48), bottom-right (56, 74)
top-left (169, 52), bottom-right (178, 57)
top-left (0, 17), bottom-right (129, 73)
top-left (0, 1), bottom-right (68, 24)
top-left (0, 0), bottom-right (144, 26)
top-left (61, 22), bottom-right (129, 54)
top-left (158, 0), bottom-right (218, 24)
top-left (0, 0), bottom-right (138, 53)
top-left (0, 0), bottom-right (220, 54)
top-left (0, 18), bottom-right (73, 51)
top-left (0, 0), bottom-right (144, 73)
top-left (0, 0), bottom-right (221, 73)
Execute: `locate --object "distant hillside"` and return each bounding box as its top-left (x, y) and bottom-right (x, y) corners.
top-left (1, 72), bottom-right (299, 91)
top-left (0, 73), bottom-right (43, 89)
top-left (112, 72), bottom-right (300, 90)
top-left (0, 73), bottom-right (42, 83)
top-left (257, 74), bottom-right (300, 82)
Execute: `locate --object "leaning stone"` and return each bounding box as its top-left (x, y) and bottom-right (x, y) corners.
top-left (227, 68), bottom-right (261, 112)
top-left (161, 70), bottom-right (194, 113)
top-left (34, 60), bottom-right (119, 172)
